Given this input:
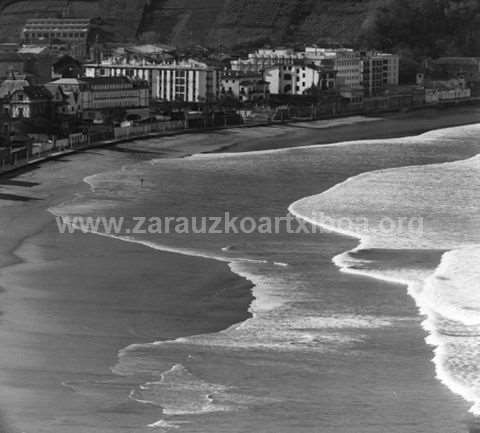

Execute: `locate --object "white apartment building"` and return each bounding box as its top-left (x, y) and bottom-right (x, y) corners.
top-left (264, 63), bottom-right (336, 95)
top-left (361, 52), bottom-right (400, 96)
top-left (84, 58), bottom-right (221, 103)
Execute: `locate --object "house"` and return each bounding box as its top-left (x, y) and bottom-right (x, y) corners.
top-left (6, 86), bottom-right (52, 119)
top-left (0, 72), bottom-right (32, 100)
top-left (45, 78), bottom-right (87, 117)
top-left (221, 72), bottom-right (269, 103)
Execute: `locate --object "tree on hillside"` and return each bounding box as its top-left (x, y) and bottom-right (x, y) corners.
top-left (360, 0), bottom-right (480, 81)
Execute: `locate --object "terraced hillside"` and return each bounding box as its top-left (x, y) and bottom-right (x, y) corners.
top-left (139, 0), bottom-right (379, 47)
top-left (0, 0), bottom-right (378, 46)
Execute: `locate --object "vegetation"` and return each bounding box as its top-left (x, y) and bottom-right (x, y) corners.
top-left (361, 0), bottom-right (480, 81)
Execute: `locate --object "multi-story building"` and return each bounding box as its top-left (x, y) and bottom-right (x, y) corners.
top-left (221, 72), bottom-right (269, 102)
top-left (83, 58), bottom-right (221, 103)
top-left (361, 51), bottom-right (400, 96)
top-left (304, 48), bottom-right (363, 89)
top-left (264, 63), bottom-right (336, 96)
top-left (22, 18), bottom-right (92, 59)
top-left (82, 77), bottom-right (150, 110)
top-left (46, 76), bottom-right (150, 116)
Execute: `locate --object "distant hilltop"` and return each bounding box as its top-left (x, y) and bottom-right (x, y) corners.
top-left (0, 0), bottom-right (379, 47)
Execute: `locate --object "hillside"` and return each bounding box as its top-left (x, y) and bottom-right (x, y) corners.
top-left (0, 0), bottom-right (379, 47)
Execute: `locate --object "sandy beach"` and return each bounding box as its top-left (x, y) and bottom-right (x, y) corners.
top-left (0, 106), bottom-right (479, 432)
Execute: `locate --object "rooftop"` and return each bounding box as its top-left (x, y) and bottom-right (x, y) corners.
top-left (17, 85), bottom-right (52, 100)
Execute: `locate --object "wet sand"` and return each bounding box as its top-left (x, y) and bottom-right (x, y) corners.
top-left (0, 106), bottom-right (479, 431)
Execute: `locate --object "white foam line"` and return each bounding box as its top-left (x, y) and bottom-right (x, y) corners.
top-left (190, 122), bottom-right (480, 159)
top-left (288, 158), bottom-right (480, 416)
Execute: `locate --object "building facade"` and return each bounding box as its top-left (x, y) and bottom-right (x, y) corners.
top-left (304, 48), bottom-right (363, 89)
top-left (84, 59), bottom-right (220, 103)
top-left (6, 86), bottom-right (52, 119)
top-left (22, 18), bottom-right (92, 59)
top-left (221, 72), bottom-right (269, 102)
top-left (361, 52), bottom-right (400, 96)
top-left (264, 64), bottom-right (336, 95)
top-left (45, 76), bottom-right (149, 118)
top-left (231, 48), bottom-right (304, 74)
top-left (82, 77), bottom-right (150, 110)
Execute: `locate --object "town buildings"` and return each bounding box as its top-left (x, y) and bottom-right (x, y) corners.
top-left (84, 58), bottom-right (221, 103)
top-left (231, 47), bottom-right (399, 97)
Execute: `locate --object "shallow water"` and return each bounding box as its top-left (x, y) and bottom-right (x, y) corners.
top-left (35, 124), bottom-right (480, 431)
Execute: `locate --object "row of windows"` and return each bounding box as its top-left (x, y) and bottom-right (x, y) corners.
top-left (25, 31), bottom-right (87, 39)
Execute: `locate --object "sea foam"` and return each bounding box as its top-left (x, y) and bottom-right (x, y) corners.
top-left (289, 128), bottom-right (480, 415)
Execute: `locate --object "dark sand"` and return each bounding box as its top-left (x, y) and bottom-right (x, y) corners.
top-left (0, 106), bottom-right (478, 431)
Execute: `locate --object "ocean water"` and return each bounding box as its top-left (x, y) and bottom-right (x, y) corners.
top-left (49, 124), bottom-right (480, 432)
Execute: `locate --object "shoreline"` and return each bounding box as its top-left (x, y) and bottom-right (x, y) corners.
top-left (0, 110), bottom-right (479, 431)
top-left (1, 104), bottom-right (480, 179)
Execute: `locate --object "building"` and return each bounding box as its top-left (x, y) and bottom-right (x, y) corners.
top-left (361, 52), bottom-right (400, 96)
top-left (0, 73), bottom-right (32, 99)
top-left (428, 57), bottom-right (480, 82)
top-left (221, 72), bottom-right (269, 103)
top-left (22, 18), bottom-right (92, 59)
top-left (231, 48), bottom-right (304, 74)
top-left (264, 63), bottom-right (336, 96)
top-left (416, 76), bottom-right (472, 103)
top-left (84, 58), bottom-right (221, 103)
top-left (82, 77), bottom-right (150, 110)
top-left (5, 86), bottom-right (52, 119)
top-left (46, 76), bottom-right (150, 120)
top-left (45, 77), bottom-right (88, 116)
top-left (304, 48), bottom-right (363, 89)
